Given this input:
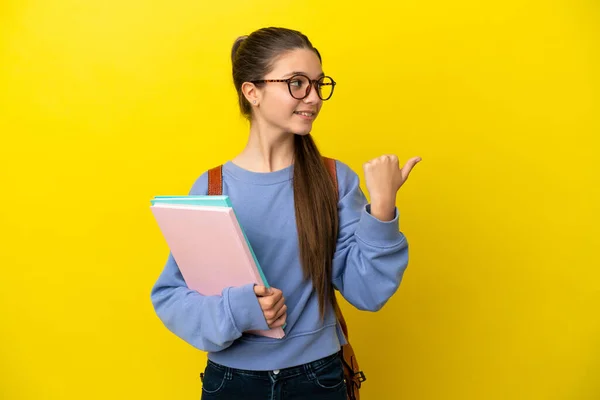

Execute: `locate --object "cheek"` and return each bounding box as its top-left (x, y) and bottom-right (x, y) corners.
top-left (264, 92), bottom-right (299, 119)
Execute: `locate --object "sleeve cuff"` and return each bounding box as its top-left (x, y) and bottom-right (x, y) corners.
top-left (355, 205), bottom-right (405, 247)
top-left (224, 283), bottom-right (269, 334)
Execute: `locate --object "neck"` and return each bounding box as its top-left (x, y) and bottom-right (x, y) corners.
top-left (233, 118), bottom-right (297, 173)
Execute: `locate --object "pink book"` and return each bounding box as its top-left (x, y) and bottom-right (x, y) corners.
top-left (150, 203), bottom-right (285, 339)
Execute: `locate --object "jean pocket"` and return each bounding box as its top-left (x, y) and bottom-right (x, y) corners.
top-left (311, 355), bottom-right (346, 390)
top-left (201, 362), bottom-right (228, 395)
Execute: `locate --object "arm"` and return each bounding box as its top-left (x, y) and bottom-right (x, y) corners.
top-left (150, 253), bottom-right (270, 352)
top-left (332, 156), bottom-right (421, 311)
top-left (332, 168), bottom-right (408, 311)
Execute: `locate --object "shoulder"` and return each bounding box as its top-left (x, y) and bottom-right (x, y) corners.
top-left (188, 171), bottom-right (209, 195)
top-left (188, 163), bottom-right (224, 196)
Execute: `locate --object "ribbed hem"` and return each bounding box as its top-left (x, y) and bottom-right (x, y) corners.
top-left (225, 283), bottom-right (270, 333)
top-left (208, 324), bottom-right (342, 371)
top-left (355, 205), bottom-right (404, 247)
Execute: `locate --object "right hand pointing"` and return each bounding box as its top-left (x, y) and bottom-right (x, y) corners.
top-left (253, 285), bottom-right (287, 329)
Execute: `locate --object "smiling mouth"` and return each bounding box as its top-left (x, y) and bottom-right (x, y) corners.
top-left (294, 111), bottom-right (315, 117)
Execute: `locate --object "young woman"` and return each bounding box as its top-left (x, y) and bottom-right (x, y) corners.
top-left (151, 26), bottom-right (421, 399)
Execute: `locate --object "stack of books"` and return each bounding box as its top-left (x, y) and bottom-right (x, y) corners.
top-left (150, 195), bottom-right (285, 338)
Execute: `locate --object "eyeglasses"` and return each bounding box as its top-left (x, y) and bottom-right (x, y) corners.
top-left (250, 74), bottom-right (336, 101)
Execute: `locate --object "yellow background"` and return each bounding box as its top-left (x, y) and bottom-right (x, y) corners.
top-left (1, 0), bottom-right (598, 399)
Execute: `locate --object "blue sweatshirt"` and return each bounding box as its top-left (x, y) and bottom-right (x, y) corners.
top-left (150, 159), bottom-right (409, 371)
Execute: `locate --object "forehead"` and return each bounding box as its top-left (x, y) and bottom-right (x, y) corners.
top-left (267, 48), bottom-right (323, 79)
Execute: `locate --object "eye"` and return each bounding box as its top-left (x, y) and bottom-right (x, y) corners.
top-left (290, 79), bottom-right (304, 88)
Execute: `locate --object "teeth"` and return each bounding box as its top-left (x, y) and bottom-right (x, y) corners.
top-left (296, 112), bottom-right (313, 117)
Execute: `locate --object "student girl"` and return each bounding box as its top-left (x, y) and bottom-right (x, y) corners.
top-left (151, 26), bottom-right (421, 400)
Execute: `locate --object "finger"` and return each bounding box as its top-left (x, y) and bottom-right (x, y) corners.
top-left (264, 295), bottom-right (286, 321)
top-left (401, 156), bottom-right (422, 181)
top-left (265, 303), bottom-right (287, 325)
top-left (269, 311), bottom-right (287, 329)
top-left (253, 285), bottom-right (272, 297)
top-left (262, 291), bottom-right (284, 312)
top-left (266, 290), bottom-right (283, 309)
top-left (268, 293), bottom-right (285, 312)
top-left (273, 303), bottom-right (287, 322)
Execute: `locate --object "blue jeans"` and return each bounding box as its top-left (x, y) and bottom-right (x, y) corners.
top-left (200, 351), bottom-right (347, 400)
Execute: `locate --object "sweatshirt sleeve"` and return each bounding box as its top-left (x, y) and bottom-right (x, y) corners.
top-left (331, 161), bottom-right (409, 312)
top-left (149, 172), bottom-right (269, 352)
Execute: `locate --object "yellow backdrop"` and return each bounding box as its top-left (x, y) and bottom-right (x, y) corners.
top-left (1, 0), bottom-right (598, 399)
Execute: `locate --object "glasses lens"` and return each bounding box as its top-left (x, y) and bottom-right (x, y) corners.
top-left (288, 75), bottom-right (311, 99)
top-left (318, 77), bottom-right (334, 100)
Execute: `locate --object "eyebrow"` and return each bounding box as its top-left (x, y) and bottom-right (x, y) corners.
top-left (282, 71), bottom-right (326, 79)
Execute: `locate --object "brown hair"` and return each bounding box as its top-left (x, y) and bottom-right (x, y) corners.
top-left (231, 27), bottom-right (338, 319)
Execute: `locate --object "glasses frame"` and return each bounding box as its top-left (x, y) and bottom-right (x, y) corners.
top-left (250, 73), bottom-right (336, 101)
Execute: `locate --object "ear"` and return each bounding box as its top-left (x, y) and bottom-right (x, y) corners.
top-left (241, 82), bottom-right (260, 106)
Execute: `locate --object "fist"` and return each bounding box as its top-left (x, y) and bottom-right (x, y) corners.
top-left (363, 155), bottom-right (421, 220)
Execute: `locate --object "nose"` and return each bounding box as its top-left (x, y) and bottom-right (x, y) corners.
top-left (303, 81), bottom-right (321, 104)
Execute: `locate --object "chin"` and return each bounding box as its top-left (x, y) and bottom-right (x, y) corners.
top-left (291, 124), bottom-right (313, 136)
top-left (293, 130), bottom-right (312, 136)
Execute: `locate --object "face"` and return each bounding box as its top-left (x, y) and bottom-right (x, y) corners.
top-left (251, 48), bottom-right (325, 136)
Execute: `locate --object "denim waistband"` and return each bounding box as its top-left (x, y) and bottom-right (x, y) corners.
top-left (207, 350), bottom-right (341, 380)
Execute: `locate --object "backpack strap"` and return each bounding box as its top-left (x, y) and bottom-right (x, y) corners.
top-left (207, 165), bottom-right (223, 196)
top-left (323, 157), bottom-right (338, 196)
